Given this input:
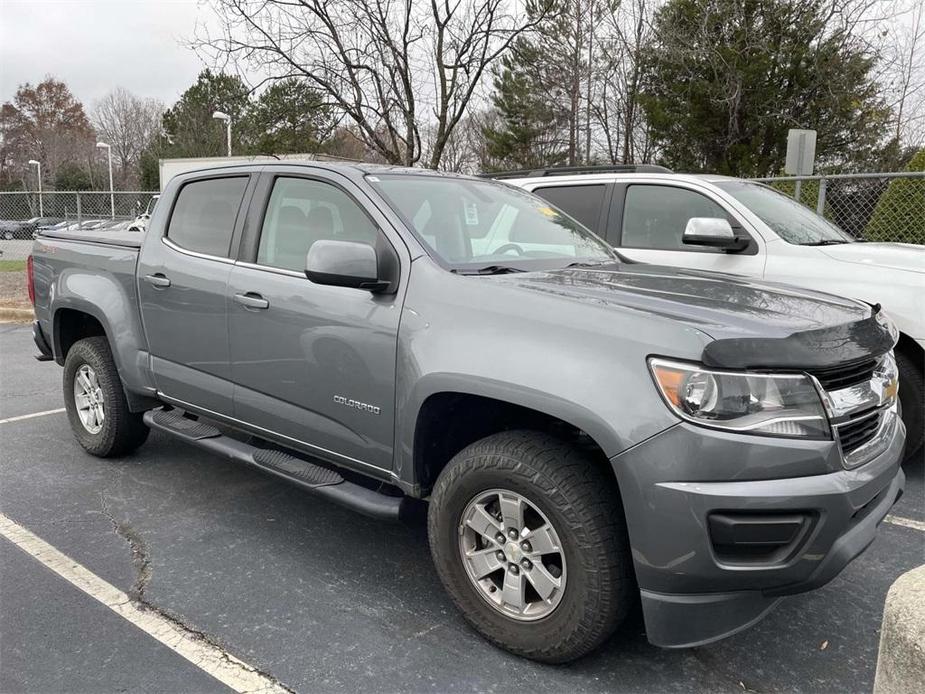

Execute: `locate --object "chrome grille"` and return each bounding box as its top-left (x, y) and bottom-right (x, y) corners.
top-left (837, 410), bottom-right (882, 453)
top-left (808, 358), bottom-right (878, 391)
top-left (819, 352), bottom-right (899, 468)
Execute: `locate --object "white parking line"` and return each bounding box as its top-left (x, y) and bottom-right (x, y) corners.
top-left (885, 515), bottom-right (925, 533)
top-left (0, 408), bottom-right (65, 425)
top-left (0, 513), bottom-right (290, 694)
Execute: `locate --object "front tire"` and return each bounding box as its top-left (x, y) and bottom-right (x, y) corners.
top-left (428, 430), bottom-right (633, 663)
top-left (63, 336), bottom-right (149, 457)
top-left (897, 350), bottom-right (923, 465)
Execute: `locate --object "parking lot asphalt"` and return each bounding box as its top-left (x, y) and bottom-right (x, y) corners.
top-left (1, 321), bottom-right (922, 693)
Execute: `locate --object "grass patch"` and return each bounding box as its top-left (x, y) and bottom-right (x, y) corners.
top-left (0, 260), bottom-right (26, 272)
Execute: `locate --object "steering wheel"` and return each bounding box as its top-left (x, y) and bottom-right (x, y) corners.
top-left (493, 243), bottom-right (525, 256)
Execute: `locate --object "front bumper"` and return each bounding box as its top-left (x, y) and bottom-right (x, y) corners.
top-left (611, 412), bottom-right (905, 648)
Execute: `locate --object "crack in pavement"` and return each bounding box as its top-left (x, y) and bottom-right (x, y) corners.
top-left (94, 489), bottom-right (293, 692)
top-left (128, 598), bottom-right (295, 694)
top-left (1, 511), bottom-right (293, 693)
top-left (98, 489), bottom-right (151, 602)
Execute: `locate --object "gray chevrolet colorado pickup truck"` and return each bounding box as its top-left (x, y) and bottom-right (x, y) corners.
top-left (29, 162), bottom-right (905, 663)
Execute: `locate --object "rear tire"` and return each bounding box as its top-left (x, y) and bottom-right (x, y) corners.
top-left (63, 336), bottom-right (149, 457)
top-left (428, 430), bottom-right (633, 663)
top-left (897, 350), bottom-right (923, 465)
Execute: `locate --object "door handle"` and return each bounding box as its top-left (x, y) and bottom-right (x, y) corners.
top-left (234, 292), bottom-right (270, 310)
top-left (144, 273), bottom-right (171, 288)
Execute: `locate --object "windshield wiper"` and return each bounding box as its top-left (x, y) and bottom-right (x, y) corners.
top-left (565, 260), bottom-right (612, 269)
top-left (452, 265), bottom-right (527, 275)
top-left (798, 239), bottom-right (850, 246)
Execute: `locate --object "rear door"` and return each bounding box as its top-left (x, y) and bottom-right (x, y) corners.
top-left (226, 169), bottom-right (404, 475)
top-left (608, 181), bottom-right (766, 275)
top-left (138, 173), bottom-right (252, 414)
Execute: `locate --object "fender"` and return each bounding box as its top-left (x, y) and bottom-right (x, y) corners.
top-left (394, 371), bottom-right (634, 490)
top-left (51, 266), bottom-right (156, 403)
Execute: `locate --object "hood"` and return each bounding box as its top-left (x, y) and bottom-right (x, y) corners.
top-left (819, 242), bottom-right (925, 274)
top-left (494, 263), bottom-right (893, 369)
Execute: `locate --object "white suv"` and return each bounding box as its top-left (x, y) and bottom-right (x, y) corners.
top-left (503, 166), bottom-right (924, 462)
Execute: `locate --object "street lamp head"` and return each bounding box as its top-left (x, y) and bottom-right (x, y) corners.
top-left (28, 159), bottom-right (39, 165)
top-left (212, 111), bottom-right (231, 123)
top-left (96, 142), bottom-right (110, 149)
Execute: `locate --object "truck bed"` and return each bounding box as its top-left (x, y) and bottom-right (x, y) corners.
top-left (37, 229), bottom-right (144, 248)
top-left (31, 229), bottom-right (146, 376)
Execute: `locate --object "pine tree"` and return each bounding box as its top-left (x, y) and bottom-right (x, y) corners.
top-left (640, 0), bottom-right (892, 176)
top-left (865, 149), bottom-right (925, 244)
top-left (482, 38), bottom-right (570, 171)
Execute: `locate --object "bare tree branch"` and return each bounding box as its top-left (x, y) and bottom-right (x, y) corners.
top-left (193, 0), bottom-right (543, 167)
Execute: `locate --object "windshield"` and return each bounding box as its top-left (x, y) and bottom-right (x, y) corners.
top-left (716, 181), bottom-right (855, 245)
top-left (367, 175), bottom-right (615, 272)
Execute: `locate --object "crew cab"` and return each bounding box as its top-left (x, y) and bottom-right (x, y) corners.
top-left (29, 162), bottom-right (905, 663)
top-left (500, 165), bottom-right (924, 465)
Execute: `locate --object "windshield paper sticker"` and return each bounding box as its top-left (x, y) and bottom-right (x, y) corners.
top-left (464, 202), bottom-right (479, 226)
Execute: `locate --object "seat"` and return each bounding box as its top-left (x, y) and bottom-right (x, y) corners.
top-left (273, 205), bottom-right (310, 271)
top-left (197, 199), bottom-right (235, 255)
top-left (423, 205), bottom-right (469, 261)
top-left (305, 206), bottom-right (335, 248)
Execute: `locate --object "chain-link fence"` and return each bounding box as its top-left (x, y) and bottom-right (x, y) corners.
top-left (1, 173), bottom-right (922, 263)
top-left (748, 172), bottom-right (925, 245)
top-left (0, 191), bottom-right (158, 260)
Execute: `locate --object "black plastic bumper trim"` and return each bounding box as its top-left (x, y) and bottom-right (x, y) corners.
top-left (32, 320), bottom-right (53, 361)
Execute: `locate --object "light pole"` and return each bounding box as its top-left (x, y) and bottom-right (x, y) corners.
top-left (212, 111), bottom-right (232, 157)
top-left (96, 142), bottom-right (114, 218)
top-left (28, 160), bottom-right (43, 217)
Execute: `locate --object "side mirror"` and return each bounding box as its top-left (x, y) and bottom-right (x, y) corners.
top-left (305, 240), bottom-right (387, 292)
top-left (682, 217), bottom-right (739, 249)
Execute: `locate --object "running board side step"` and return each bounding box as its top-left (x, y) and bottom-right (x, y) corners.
top-left (143, 409), bottom-right (407, 521)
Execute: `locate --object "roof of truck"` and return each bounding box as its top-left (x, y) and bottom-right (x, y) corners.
top-left (175, 160), bottom-right (481, 181)
top-left (171, 160), bottom-right (751, 187)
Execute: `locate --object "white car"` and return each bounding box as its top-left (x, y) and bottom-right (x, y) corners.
top-left (503, 166), bottom-right (924, 462)
top-left (128, 194), bottom-right (160, 232)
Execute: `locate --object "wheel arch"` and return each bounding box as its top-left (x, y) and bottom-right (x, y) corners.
top-left (53, 303), bottom-right (158, 412)
top-left (53, 305), bottom-right (108, 366)
top-left (895, 331), bottom-right (924, 366)
top-left (399, 375), bottom-right (627, 497)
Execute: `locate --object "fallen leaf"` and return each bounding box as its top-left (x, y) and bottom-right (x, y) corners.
top-left (820, 640), bottom-right (829, 650)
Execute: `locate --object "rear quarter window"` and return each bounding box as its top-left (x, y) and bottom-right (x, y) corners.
top-left (167, 177), bottom-right (248, 257)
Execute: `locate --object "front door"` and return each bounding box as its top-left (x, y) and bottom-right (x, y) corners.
top-left (138, 174), bottom-right (251, 414)
top-left (227, 173), bottom-right (402, 475)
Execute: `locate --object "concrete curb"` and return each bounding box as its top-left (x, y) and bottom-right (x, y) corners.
top-left (874, 564), bottom-right (925, 694)
top-left (0, 307), bottom-right (33, 323)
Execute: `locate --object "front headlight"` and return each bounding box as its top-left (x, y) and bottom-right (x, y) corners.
top-left (648, 358), bottom-right (830, 439)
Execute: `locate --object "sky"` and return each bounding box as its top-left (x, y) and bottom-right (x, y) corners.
top-left (1, 0), bottom-right (212, 109)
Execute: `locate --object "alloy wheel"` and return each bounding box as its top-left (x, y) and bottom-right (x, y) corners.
top-left (73, 363), bottom-right (105, 434)
top-left (458, 488), bottom-right (567, 621)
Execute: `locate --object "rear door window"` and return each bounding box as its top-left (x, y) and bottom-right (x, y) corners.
top-left (533, 184), bottom-right (606, 231)
top-left (167, 177), bottom-right (248, 258)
